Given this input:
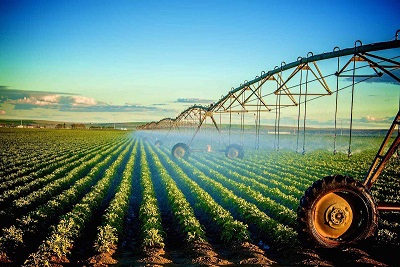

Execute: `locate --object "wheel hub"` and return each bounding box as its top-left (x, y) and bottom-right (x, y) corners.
top-left (227, 148), bottom-right (239, 159)
top-left (326, 204), bottom-right (351, 229)
top-left (314, 192), bottom-right (354, 239)
top-left (174, 147), bottom-right (185, 158)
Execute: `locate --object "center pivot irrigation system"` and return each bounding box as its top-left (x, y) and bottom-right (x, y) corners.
top-left (139, 30), bottom-right (400, 248)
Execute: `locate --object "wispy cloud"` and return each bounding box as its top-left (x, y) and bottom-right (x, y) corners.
top-left (60, 103), bottom-right (169, 113)
top-left (357, 115), bottom-right (394, 124)
top-left (175, 98), bottom-right (214, 104)
top-left (0, 87), bottom-right (173, 114)
top-left (0, 86), bottom-right (76, 101)
top-left (8, 94), bottom-right (100, 110)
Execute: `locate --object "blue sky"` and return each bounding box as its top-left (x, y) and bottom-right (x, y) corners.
top-left (0, 0), bottom-right (399, 127)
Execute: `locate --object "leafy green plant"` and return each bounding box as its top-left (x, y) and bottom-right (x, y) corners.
top-left (138, 142), bottom-right (165, 249)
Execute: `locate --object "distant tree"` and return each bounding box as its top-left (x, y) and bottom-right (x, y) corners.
top-left (71, 124), bottom-right (86, 129)
top-left (90, 126), bottom-right (102, 129)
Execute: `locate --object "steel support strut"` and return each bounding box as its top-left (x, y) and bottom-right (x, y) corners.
top-left (364, 110), bottom-right (400, 189)
top-left (189, 111), bottom-right (223, 146)
top-left (377, 202), bottom-right (400, 211)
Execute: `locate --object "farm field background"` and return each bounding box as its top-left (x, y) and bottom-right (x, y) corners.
top-left (0, 128), bottom-right (399, 266)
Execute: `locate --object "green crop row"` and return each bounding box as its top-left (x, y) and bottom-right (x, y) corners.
top-left (0, 129), bottom-right (122, 176)
top-left (0, 137), bottom-right (124, 211)
top-left (22, 140), bottom-right (133, 266)
top-left (93, 139), bottom-right (138, 253)
top-left (144, 142), bottom-right (207, 244)
top-left (138, 141), bottom-right (165, 249)
top-left (154, 145), bottom-right (250, 244)
top-left (175, 153), bottom-right (297, 247)
top-left (11, 139), bottom-right (126, 212)
top-left (189, 153), bottom-right (297, 228)
top-left (0, 141), bottom-right (126, 260)
top-left (0, 138), bottom-right (122, 187)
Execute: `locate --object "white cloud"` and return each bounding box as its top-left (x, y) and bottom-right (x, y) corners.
top-left (17, 96), bottom-right (58, 107)
top-left (175, 98), bottom-right (214, 104)
top-left (364, 116), bottom-right (386, 122)
top-left (39, 95), bottom-right (60, 103)
top-left (71, 96), bottom-right (98, 106)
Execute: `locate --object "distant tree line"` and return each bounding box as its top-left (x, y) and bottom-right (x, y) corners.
top-left (56, 123), bottom-right (86, 129)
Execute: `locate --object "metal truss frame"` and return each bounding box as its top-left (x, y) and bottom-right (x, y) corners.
top-left (140, 31), bottom-right (400, 143)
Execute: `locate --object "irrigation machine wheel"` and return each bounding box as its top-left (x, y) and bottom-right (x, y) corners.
top-left (171, 143), bottom-right (190, 159)
top-left (297, 175), bottom-right (378, 248)
top-left (225, 144), bottom-right (244, 159)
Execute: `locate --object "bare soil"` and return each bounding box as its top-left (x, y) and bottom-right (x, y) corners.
top-left (276, 245), bottom-right (399, 267)
top-left (85, 249), bottom-right (118, 267)
top-left (1, 242), bottom-right (399, 266)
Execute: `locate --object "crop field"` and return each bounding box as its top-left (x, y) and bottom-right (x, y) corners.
top-left (0, 128), bottom-right (399, 266)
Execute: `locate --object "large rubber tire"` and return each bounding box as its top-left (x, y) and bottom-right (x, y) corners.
top-left (172, 143), bottom-right (190, 159)
top-left (225, 144), bottom-right (244, 159)
top-left (297, 175), bottom-right (378, 248)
